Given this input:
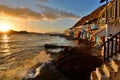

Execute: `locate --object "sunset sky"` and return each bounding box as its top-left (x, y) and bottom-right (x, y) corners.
top-left (0, 0), bottom-right (106, 33)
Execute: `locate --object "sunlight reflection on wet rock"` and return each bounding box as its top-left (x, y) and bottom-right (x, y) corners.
top-left (23, 50), bottom-right (52, 80)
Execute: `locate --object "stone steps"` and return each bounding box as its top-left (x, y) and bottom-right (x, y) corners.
top-left (90, 71), bottom-right (98, 80)
top-left (103, 63), bottom-right (115, 77)
top-left (95, 67), bottom-right (109, 80)
top-left (91, 54), bottom-right (120, 80)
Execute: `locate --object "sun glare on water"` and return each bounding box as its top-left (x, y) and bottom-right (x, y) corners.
top-left (0, 23), bottom-right (11, 32)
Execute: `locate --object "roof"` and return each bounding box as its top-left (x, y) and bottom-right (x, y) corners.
top-left (72, 4), bottom-right (106, 28)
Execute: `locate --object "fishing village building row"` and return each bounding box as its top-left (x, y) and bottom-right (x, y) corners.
top-left (64, 0), bottom-right (120, 80)
top-left (64, 0), bottom-right (120, 43)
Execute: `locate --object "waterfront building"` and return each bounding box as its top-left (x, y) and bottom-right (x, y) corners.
top-left (72, 4), bottom-right (106, 42)
top-left (67, 1), bottom-right (120, 79)
top-left (72, 0), bottom-right (120, 44)
top-left (90, 0), bottom-right (120, 80)
top-left (64, 28), bottom-right (73, 37)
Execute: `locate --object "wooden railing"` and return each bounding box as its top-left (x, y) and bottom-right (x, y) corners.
top-left (103, 32), bottom-right (120, 62)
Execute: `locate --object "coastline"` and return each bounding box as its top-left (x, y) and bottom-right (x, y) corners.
top-left (54, 46), bottom-right (103, 80)
top-left (22, 36), bottom-right (103, 80)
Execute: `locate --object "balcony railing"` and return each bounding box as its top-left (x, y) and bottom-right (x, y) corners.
top-left (103, 31), bottom-right (120, 62)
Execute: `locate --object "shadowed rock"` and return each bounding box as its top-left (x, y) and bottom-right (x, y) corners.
top-left (54, 46), bottom-right (103, 80)
top-left (44, 44), bottom-right (69, 49)
top-left (23, 45), bottom-right (103, 80)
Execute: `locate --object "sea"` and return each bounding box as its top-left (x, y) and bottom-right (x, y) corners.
top-left (0, 34), bottom-right (76, 80)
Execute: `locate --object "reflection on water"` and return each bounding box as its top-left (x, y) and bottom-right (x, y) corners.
top-left (2, 34), bottom-right (11, 55)
top-left (0, 34), bottom-right (76, 80)
top-left (2, 34), bottom-right (9, 43)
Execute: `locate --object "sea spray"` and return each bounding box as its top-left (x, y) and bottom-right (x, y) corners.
top-left (23, 63), bottom-right (47, 79)
top-left (23, 50), bottom-right (52, 79)
top-left (0, 50), bottom-right (52, 80)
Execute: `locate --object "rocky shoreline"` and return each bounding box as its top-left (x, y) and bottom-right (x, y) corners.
top-left (22, 38), bottom-right (103, 80)
top-left (54, 46), bottom-right (103, 80)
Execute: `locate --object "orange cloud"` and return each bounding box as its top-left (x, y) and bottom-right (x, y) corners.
top-left (0, 4), bottom-right (79, 20)
top-left (0, 5), bottom-right (42, 20)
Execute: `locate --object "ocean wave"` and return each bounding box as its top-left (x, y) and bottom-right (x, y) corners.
top-left (0, 50), bottom-right (52, 80)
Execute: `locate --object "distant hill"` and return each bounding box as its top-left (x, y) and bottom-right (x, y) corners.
top-left (0, 29), bottom-right (30, 34)
top-left (0, 29), bottom-right (61, 35)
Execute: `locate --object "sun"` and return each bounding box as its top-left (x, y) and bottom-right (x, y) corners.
top-left (0, 23), bottom-right (11, 32)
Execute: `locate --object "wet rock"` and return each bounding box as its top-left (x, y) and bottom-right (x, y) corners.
top-left (54, 46), bottom-right (103, 80)
top-left (44, 44), bottom-right (69, 49)
top-left (32, 62), bottom-right (69, 80)
top-left (23, 45), bottom-right (103, 80)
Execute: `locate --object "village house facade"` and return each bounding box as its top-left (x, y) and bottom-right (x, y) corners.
top-left (71, 0), bottom-right (120, 46)
top-left (65, 0), bottom-right (120, 80)
top-left (90, 0), bottom-right (120, 80)
top-left (71, 4), bottom-right (106, 43)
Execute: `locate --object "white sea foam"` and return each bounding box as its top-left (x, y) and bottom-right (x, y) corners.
top-left (0, 50), bottom-right (52, 80)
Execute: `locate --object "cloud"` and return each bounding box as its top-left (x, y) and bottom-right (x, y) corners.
top-left (0, 4), bottom-right (79, 20)
top-left (38, 4), bottom-right (79, 20)
top-left (0, 5), bottom-right (43, 20)
top-left (37, 0), bottom-right (49, 3)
